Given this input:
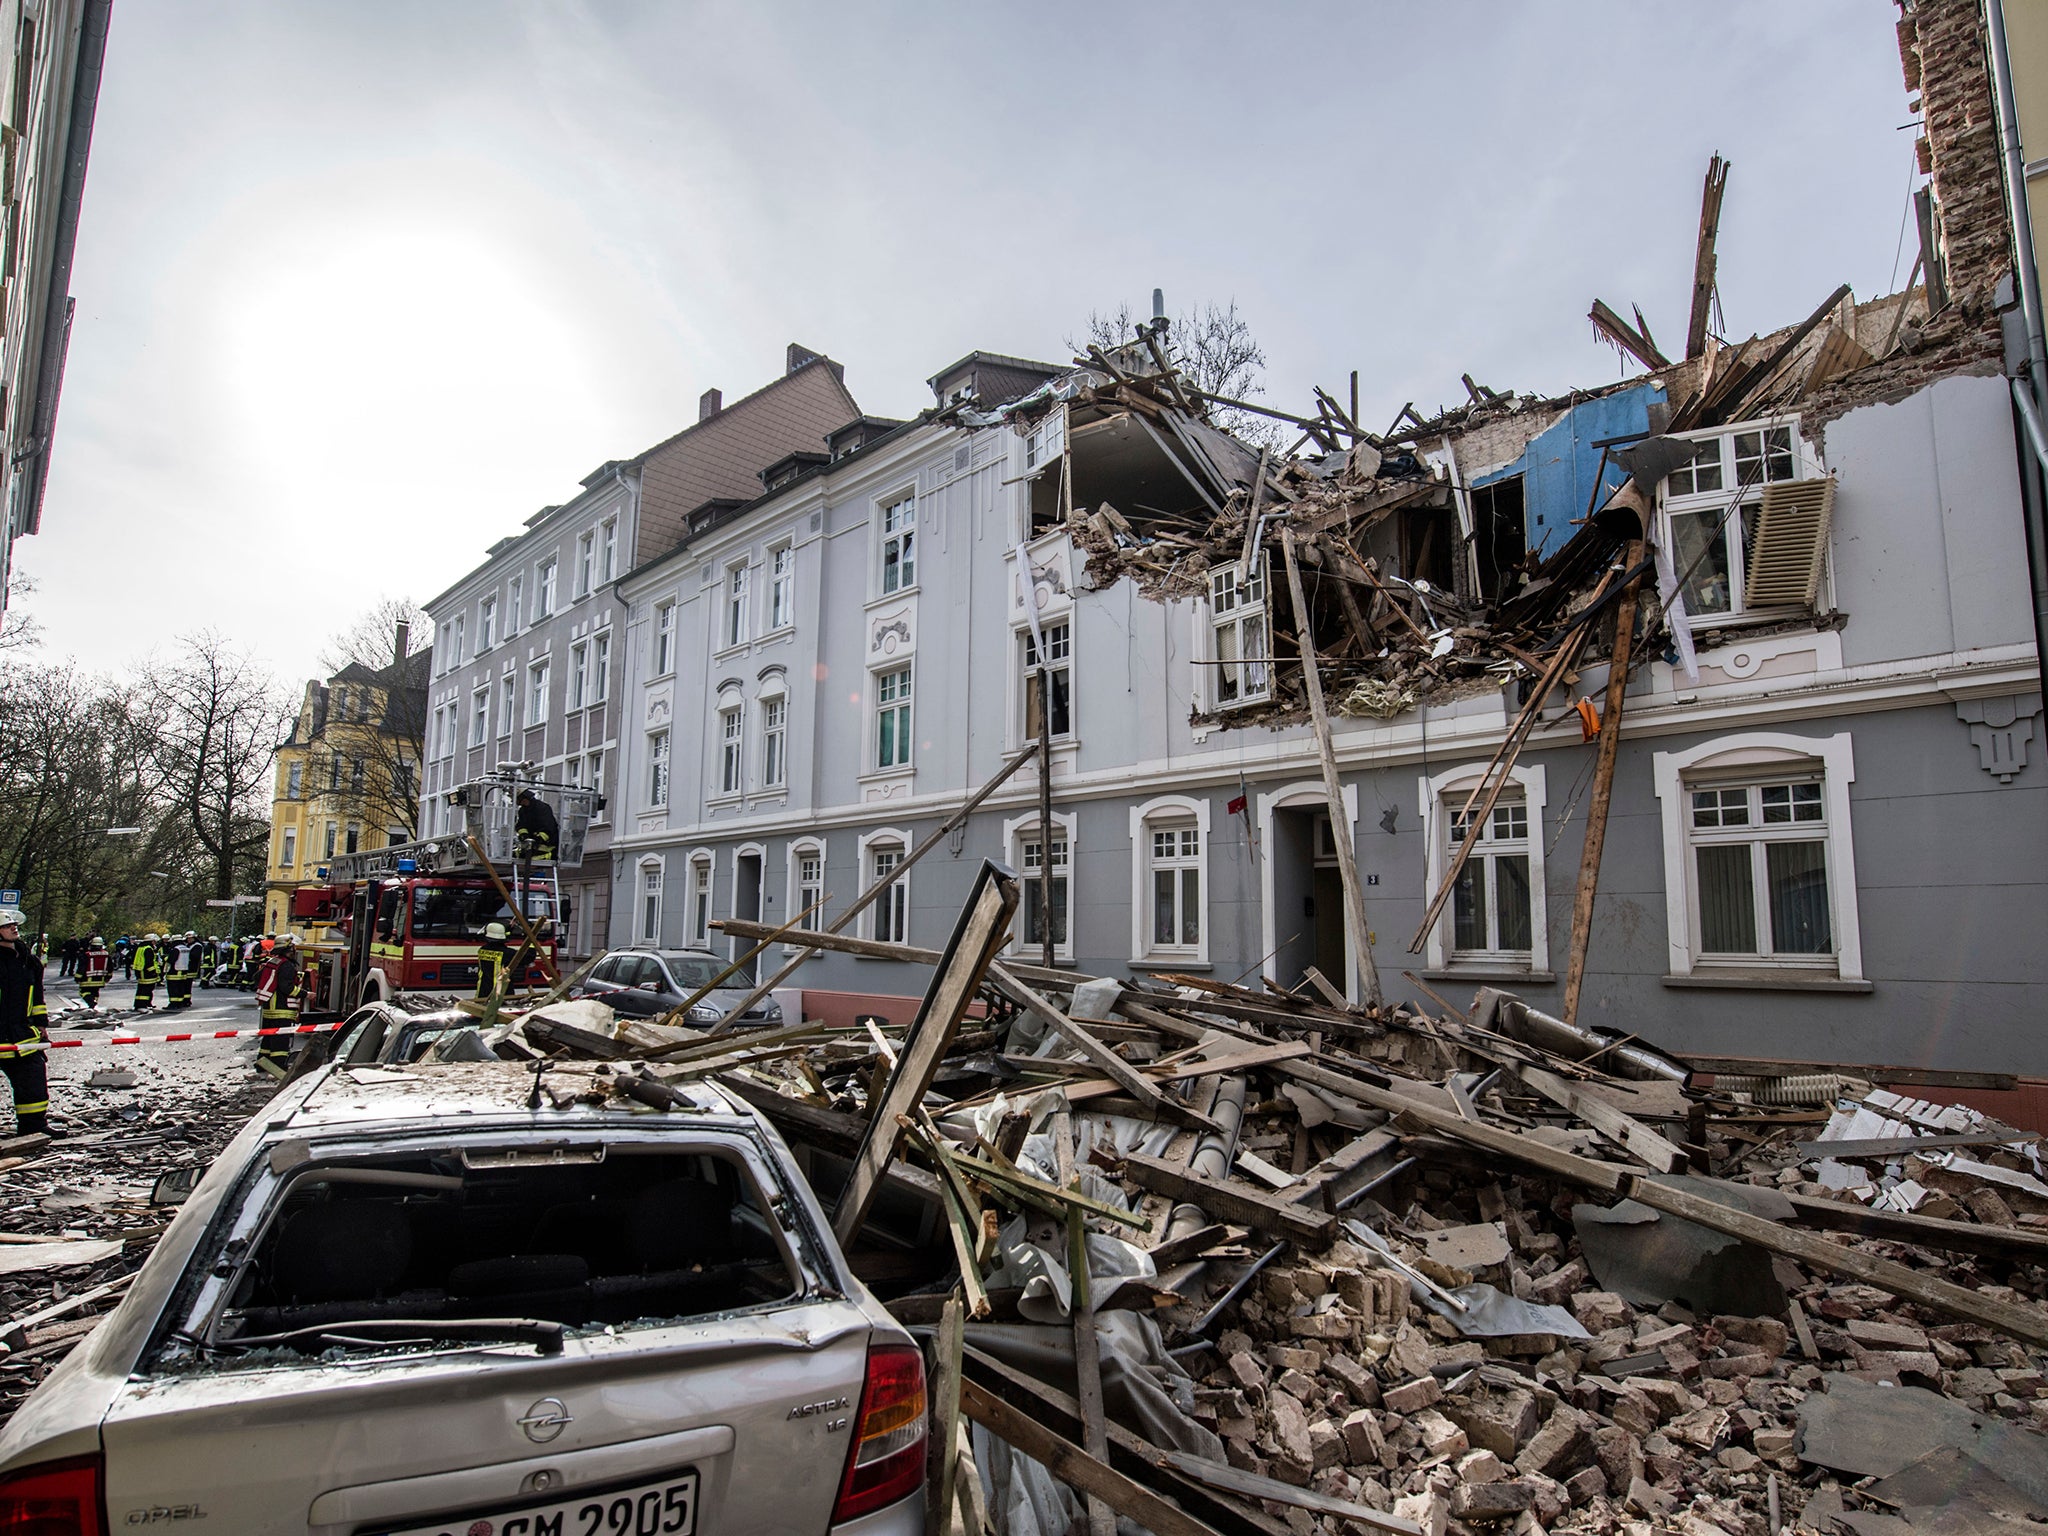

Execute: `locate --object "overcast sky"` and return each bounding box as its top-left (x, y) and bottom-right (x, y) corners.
top-left (19, 0), bottom-right (1917, 687)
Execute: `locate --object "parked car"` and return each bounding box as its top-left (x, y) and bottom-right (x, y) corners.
top-left (575, 948), bottom-right (785, 1028)
top-left (0, 1058), bottom-right (927, 1534)
top-left (285, 997), bottom-right (478, 1080)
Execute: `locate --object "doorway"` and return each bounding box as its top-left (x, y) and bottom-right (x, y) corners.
top-left (733, 851), bottom-right (763, 981)
top-left (1267, 806), bottom-right (1346, 994)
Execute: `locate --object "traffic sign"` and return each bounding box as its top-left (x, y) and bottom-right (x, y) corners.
top-left (0, 890), bottom-right (19, 906)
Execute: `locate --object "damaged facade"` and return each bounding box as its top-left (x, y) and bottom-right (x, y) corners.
top-left (592, 0), bottom-right (2044, 1091)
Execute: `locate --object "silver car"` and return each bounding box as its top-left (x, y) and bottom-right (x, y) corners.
top-left (574, 950), bottom-right (786, 1028)
top-left (0, 1060), bottom-right (926, 1535)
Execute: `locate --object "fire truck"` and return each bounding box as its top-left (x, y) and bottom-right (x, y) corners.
top-left (288, 772), bottom-right (600, 1013)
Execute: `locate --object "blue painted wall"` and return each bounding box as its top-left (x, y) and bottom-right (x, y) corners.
top-left (1472, 383), bottom-right (1667, 558)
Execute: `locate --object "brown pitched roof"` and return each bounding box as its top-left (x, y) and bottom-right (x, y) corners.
top-left (632, 355), bottom-right (861, 565)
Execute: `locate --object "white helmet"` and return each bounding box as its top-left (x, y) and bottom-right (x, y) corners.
top-left (0, 907), bottom-right (24, 929)
top-left (146, 932), bottom-right (159, 942)
top-left (90, 935), bottom-right (103, 946)
top-left (278, 933), bottom-right (298, 948)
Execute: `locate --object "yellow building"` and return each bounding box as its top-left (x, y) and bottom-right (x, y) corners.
top-left (266, 627), bottom-right (430, 936)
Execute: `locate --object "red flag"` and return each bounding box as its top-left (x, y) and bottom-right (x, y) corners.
top-left (1226, 793), bottom-right (1247, 817)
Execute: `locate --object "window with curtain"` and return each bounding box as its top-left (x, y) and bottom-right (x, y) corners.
top-left (1687, 777), bottom-right (1832, 961)
top-left (1447, 795), bottom-right (1533, 959)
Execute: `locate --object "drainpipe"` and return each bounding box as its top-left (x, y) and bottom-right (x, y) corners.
top-left (1984, 0), bottom-right (2048, 692)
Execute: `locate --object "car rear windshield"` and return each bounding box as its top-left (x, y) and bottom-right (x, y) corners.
top-left (176, 1143), bottom-right (805, 1365)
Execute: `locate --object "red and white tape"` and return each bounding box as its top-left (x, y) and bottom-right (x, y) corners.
top-left (43, 1021), bottom-right (347, 1049)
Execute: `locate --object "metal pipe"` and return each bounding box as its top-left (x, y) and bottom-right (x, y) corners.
top-left (1501, 999), bottom-right (1692, 1086)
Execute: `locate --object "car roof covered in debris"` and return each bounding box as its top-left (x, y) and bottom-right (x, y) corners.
top-left (271, 1061), bottom-right (749, 1134)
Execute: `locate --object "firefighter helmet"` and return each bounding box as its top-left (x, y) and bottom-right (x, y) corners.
top-left (0, 908), bottom-right (23, 929)
top-left (485, 922), bottom-right (508, 942)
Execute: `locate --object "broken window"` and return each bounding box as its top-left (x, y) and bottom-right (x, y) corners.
top-left (167, 1142), bottom-right (804, 1366)
top-left (1022, 622), bottom-right (1072, 740)
top-left (1448, 796), bottom-right (1533, 960)
top-left (1469, 476), bottom-right (1526, 603)
top-left (1018, 830), bottom-right (1070, 956)
top-left (1687, 776), bottom-right (1832, 962)
top-left (1209, 561), bottom-right (1269, 706)
top-left (879, 491), bottom-right (915, 594)
top-left (1662, 421), bottom-right (1814, 621)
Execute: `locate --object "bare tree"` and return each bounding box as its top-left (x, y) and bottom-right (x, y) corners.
top-left (141, 633), bottom-right (291, 903)
top-left (0, 572), bottom-right (45, 656)
top-left (1071, 298), bottom-right (1281, 446)
top-left (314, 599), bottom-right (431, 844)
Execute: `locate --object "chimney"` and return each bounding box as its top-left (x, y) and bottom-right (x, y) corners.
top-left (699, 387), bottom-right (722, 422)
top-left (392, 620), bottom-right (410, 669)
top-left (786, 342), bottom-right (822, 376)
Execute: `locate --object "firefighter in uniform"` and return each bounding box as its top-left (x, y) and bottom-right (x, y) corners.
top-left (0, 908), bottom-right (53, 1136)
top-left (132, 933), bottom-right (162, 1009)
top-left (514, 790), bottom-right (559, 863)
top-left (255, 935), bottom-right (301, 1078)
top-left (164, 931), bottom-right (195, 1011)
top-left (77, 936), bottom-right (110, 1009)
top-left (475, 922), bottom-right (509, 1002)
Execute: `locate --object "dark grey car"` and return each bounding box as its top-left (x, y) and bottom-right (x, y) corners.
top-left (574, 949), bottom-right (785, 1028)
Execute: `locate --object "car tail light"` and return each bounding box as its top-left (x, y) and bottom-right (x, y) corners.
top-left (0, 1454), bottom-right (106, 1535)
top-left (832, 1341), bottom-right (927, 1524)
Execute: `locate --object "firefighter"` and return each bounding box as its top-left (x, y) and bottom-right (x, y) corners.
top-left (164, 930), bottom-right (195, 1011)
top-left (475, 921), bottom-right (509, 1002)
top-left (132, 933), bottom-right (162, 1009)
top-left (255, 934), bottom-right (301, 1078)
top-left (0, 908), bottom-right (53, 1136)
top-left (77, 936), bottom-right (110, 1009)
top-left (514, 789), bottom-right (559, 863)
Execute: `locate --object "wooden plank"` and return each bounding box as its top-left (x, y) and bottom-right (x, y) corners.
top-left (926, 1296), bottom-right (965, 1536)
top-left (1783, 1191), bottom-right (2048, 1263)
top-left (1790, 1130), bottom-right (2038, 1160)
top-left (1158, 1452), bottom-right (1423, 1536)
top-left (1519, 1061), bottom-right (1687, 1174)
top-left (1290, 1128), bottom-right (1401, 1210)
top-left (1686, 154), bottom-right (1730, 360)
top-left (1563, 537), bottom-right (1645, 1023)
top-left (1145, 1223), bottom-right (1232, 1268)
top-left (1588, 299), bottom-right (1670, 371)
top-left (1682, 1055), bottom-right (2019, 1092)
top-left (834, 866), bottom-right (1019, 1246)
top-left (958, 1379), bottom-right (1226, 1536)
top-left (1120, 1152), bottom-right (1336, 1250)
top-left (1070, 1201), bottom-right (1116, 1536)
top-left (714, 917), bottom-right (1073, 991)
top-left (713, 1072), bottom-right (944, 1209)
top-left (1280, 528), bottom-right (1382, 1007)
top-left (985, 962), bottom-right (1178, 1121)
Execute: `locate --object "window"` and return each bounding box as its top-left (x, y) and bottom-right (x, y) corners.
top-left (1022, 622), bottom-right (1073, 739)
top-left (1651, 733), bottom-right (1862, 983)
top-left (499, 674), bottom-right (515, 739)
top-left (1130, 797), bottom-right (1212, 964)
top-left (470, 688), bottom-right (488, 747)
top-left (761, 697), bottom-right (787, 789)
top-left (345, 822), bottom-right (361, 855)
top-left (286, 761), bottom-right (302, 800)
top-left (725, 563), bottom-right (749, 648)
top-left (768, 544), bottom-right (794, 631)
top-left (793, 844), bottom-right (824, 930)
top-left (323, 822), bottom-right (338, 860)
top-left (587, 749), bottom-right (605, 821)
top-left (648, 730), bottom-right (670, 808)
top-left (868, 840), bottom-right (908, 945)
top-left (655, 602), bottom-right (675, 675)
top-left (1010, 819), bottom-right (1071, 959)
top-left (879, 491), bottom-right (915, 593)
top-left (639, 862), bottom-right (662, 944)
top-left (1210, 560), bottom-right (1271, 706)
top-left (450, 617), bottom-right (465, 668)
top-left (535, 558), bottom-right (557, 619)
top-left (527, 659), bottom-right (549, 727)
top-left (280, 828), bottom-right (296, 867)
top-left (601, 519), bottom-right (618, 582)
top-left (718, 702), bottom-right (744, 795)
top-left (576, 531), bottom-right (594, 599)
top-left (689, 856), bottom-right (712, 947)
top-left (1449, 797), bottom-right (1533, 960)
top-left (875, 664), bottom-right (913, 770)
top-left (479, 597), bottom-right (496, 651)
top-left (569, 643), bottom-right (588, 711)
top-left (1662, 421), bottom-right (1809, 622)
top-left (328, 754), bottom-right (342, 790)
top-left (508, 576), bottom-right (523, 632)
top-left (350, 757), bottom-right (365, 790)
top-left (592, 632), bottom-right (610, 702)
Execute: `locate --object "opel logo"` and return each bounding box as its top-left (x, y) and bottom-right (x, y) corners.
top-left (517, 1397), bottom-right (573, 1444)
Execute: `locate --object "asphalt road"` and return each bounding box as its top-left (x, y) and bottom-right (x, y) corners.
top-left (38, 968), bottom-right (287, 1121)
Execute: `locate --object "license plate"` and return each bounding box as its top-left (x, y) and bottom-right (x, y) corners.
top-left (374, 1470), bottom-right (698, 1536)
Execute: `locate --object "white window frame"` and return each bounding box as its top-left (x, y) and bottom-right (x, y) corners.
top-left (468, 688), bottom-right (488, 748)
top-left (873, 663), bottom-right (914, 772)
top-left (688, 851), bottom-right (714, 949)
top-left (569, 643), bottom-right (588, 712)
top-left (1418, 764), bottom-right (1551, 977)
top-left (1129, 795), bottom-right (1212, 965)
top-left (1652, 732), bottom-right (1863, 983)
top-left (527, 658), bottom-right (550, 728)
top-left (1658, 415), bottom-right (1819, 627)
top-left (592, 631), bottom-right (610, 703)
top-left (279, 827), bottom-right (297, 868)
top-left (878, 489), bottom-right (916, 594)
top-left (648, 729), bottom-right (670, 809)
top-left (785, 837), bottom-right (826, 952)
top-left (760, 691), bottom-right (788, 789)
top-left (450, 615), bottom-right (465, 668)
top-left (638, 857), bottom-right (663, 944)
top-left (535, 558), bottom-right (557, 619)
top-left (1205, 557), bottom-right (1272, 708)
top-left (857, 827), bottom-right (912, 946)
top-left (601, 518), bottom-right (618, 583)
top-left (716, 696), bottom-right (745, 798)
top-left (508, 575), bottom-right (523, 633)
top-left (576, 530), bottom-right (595, 599)
top-left (1019, 620), bottom-right (1074, 743)
top-left (323, 821), bottom-right (338, 861)
top-left (286, 760), bottom-right (302, 800)
top-left (586, 749), bottom-right (605, 823)
top-left (1003, 811), bottom-right (1076, 962)
top-left (724, 561), bottom-right (750, 650)
top-left (767, 542), bottom-right (795, 632)
top-left (498, 673), bottom-right (516, 740)
top-left (654, 602), bottom-right (676, 677)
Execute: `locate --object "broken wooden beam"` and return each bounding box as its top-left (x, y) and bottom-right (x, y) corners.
top-left (1517, 1062), bottom-right (1688, 1173)
top-left (1120, 1151), bottom-right (1336, 1250)
top-left (1686, 154), bottom-right (1730, 360)
top-left (1589, 299), bottom-right (1671, 371)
